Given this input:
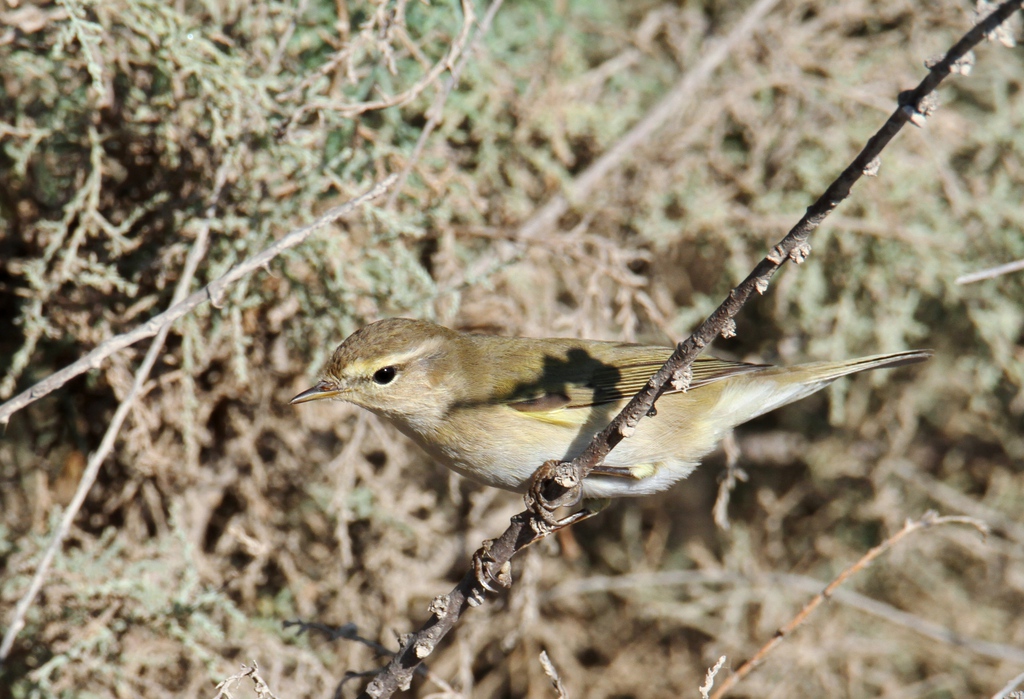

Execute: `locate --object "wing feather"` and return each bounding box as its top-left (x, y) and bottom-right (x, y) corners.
top-left (508, 345), bottom-right (766, 414)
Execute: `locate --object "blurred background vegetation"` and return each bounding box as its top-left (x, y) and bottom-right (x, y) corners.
top-left (1, 0), bottom-right (1022, 697)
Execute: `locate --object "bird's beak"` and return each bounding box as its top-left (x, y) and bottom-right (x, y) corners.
top-left (290, 380), bottom-right (345, 405)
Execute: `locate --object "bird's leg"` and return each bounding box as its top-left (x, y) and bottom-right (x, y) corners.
top-left (531, 502), bottom-right (605, 533)
top-left (525, 460), bottom-right (614, 536)
top-left (589, 464), bottom-right (642, 478)
top-left (558, 497), bottom-right (610, 529)
top-left (471, 538), bottom-right (513, 599)
top-left (469, 499), bottom-right (609, 601)
top-left (526, 459), bottom-right (585, 527)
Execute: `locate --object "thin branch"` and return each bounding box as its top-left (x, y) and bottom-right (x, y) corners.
top-left (709, 513), bottom-right (990, 698)
top-left (279, 0), bottom-right (475, 132)
top-left (700, 657), bottom-right (728, 699)
top-left (213, 661), bottom-right (280, 699)
top-left (0, 175), bottom-right (396, 427)
top-left (515, 0), bottom-right (783, 242)
top-left (539, 650), bottom-right (569, 699)
top-left (955, 257), bottom-right (1024, 284)
top-left (352, 2), bottom-right (1024, 696)
top-left (384, 0), bottom-right (506, 210)
top-left (357, 512), bottom-right (537, 698)
top-left (0, 163), bottom-right (226, 663)
top-left (283, 620), bottom-right (462, 696)
top-left (992, 669), bottom-right (1024, 699)
top-left (546, 553), bottom-right (1024, 666)
top-left (561, 0), bottom-right (1024, 490)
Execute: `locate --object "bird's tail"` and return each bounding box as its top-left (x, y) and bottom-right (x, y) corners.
top-left (715, 349), bottom-right (932, 425)
top-left (777, 349), bottom-right (934, 384)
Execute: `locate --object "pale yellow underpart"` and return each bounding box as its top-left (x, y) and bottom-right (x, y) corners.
top-left (396, 371), bottom-right (833, 498)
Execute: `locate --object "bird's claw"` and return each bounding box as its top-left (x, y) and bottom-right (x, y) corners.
top-left (471, 539), bottom-right (512, 599)
top-left (526, 459), bottom-right (584, 528)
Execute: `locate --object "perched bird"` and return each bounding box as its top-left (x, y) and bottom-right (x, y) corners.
top-left (291, 318), bottom-right (930, 499)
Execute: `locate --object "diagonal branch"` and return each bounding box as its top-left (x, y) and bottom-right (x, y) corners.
top-left (0, 176), bottom-right (396, 427)
top-left (516, 0), bottom-right (783, 242)
top-left (277, 0), bottom-right (475, 132)
top-left (563, 0), bottom-right (1022, 485)
top-left (709, 512), bottom-right (990, 698)
top-left (354, 2), bottom-right (1024, 696)
top-left (0, 162), bottom-right (230, 664)
top-left (384, 0), bottom-right (507, 210)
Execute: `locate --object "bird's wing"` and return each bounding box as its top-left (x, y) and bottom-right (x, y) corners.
top-left (508, 346), bottom-right (767, 415)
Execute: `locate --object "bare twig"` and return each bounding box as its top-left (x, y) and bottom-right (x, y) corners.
top-left (545, 550), bottom-right (1024, 666)
top-left (213, 661), bottom-right (280, 699)
top-left (279, 0), bottom-right (474, 131)
top-left (0, 175), bottom-right (396, 427)
top-left (0, 164), bottom-right (224, 663)
top-left (358, 513), bottom-right (535, 698)
top-left (992, 669), bottom-right (1024, 699)
top-left (559, 0), bottom-right (1024, 494)
top-left (352, 2), bottom-right (1024, 695)
top-left (384, 0), bottom-right (505, 210)
top-left (515, 0), bottom-right (782, 242)
top-left (539, 650), bottom-right (569, 699)
top-left (955, 257), bottom-right (1024, 284)
top-left (283, 620), bottom-right (461, 695)
top-left (709, 512), bottom-right (990, 698)
top-left (700, 657), bottom-right (728, 699)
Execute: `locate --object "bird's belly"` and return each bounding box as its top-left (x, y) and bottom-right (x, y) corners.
top-left (403, 401), bottom-right (722, 497)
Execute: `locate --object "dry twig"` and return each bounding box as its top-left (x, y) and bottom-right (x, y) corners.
top-left (0, 176), bottom-right (396, 427)
top-left (213, 661), bottom-right (280, 699)
top-left (551, 0), bottom-right (1024, 497)
top-left (992, 669), bottom-right (1024, 699)
top-left (699, 656), bottom-right (728, 699)
top-left (0, 165), bottom-right (224, 663)
top-left (538, 650), bottom-right (569, 699)
top-left (955, 257), bottom-right (1024, 284)
top-left (709, 512), bottom-right (990, 698)
top-left (385, 0), bottom-right (506, 210)
top-left (283, 620), bottom-right (461, 696)
top-left (354, 2), bottom-right (1024, 695)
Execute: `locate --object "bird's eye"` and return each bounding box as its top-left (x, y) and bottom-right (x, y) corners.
top-left (373, 366), bottom-right (397, 385)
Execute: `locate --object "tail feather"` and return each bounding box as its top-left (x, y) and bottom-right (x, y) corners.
top-left (784, 349), bottom-right (934, 384)
top-left (714, 349), bottom-right (932, 426)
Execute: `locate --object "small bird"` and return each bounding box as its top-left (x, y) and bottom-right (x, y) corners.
top-left (291, 318), bottom-right (930, 499)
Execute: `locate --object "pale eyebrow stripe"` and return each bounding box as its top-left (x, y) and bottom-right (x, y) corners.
top-left (343, 336), bottom-right (445, 377)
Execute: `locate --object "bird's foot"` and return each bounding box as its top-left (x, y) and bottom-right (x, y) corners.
top-left (525, 459), bottom-right (585, 528)
top-left (470, 538), bottom-right (512, 600)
